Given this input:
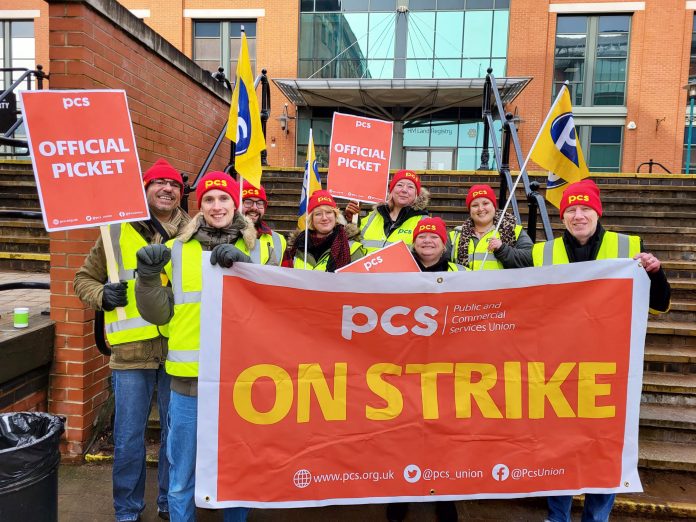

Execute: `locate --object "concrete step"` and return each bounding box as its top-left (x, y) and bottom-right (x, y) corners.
top-left (639, 403), bottom-right (696, 444)
top-left (644, 343), bottom-right (696, 375)
top-left (638, 439), bottom-right (696, 472)
top-left (0, 192), bottom-right (41, 210)
top-left (644, 243), bottom-right (696, 262)
top-left (0, 180), bottom-right (40, 195)
top-left (0, 219), bottom-right (48, 238)
top-left (667, 280), bottom-right (696, 301)
top-left (0, 252), bottom-right (49, 272)
top-left (642, 372), bottom-right (696, 397)
top-left (0, 236), bottom-right (49, 253)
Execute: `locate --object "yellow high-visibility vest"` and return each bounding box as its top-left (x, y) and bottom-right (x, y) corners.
top-left (293, 241), bottom-right (364, 271)
top-left (360, 211), bottom-right (426, 253)
top-left (532, 231), bottom-right (641, 267)
top-left (235, 231), bottom-right (286, 266)
top-left (449, 225), bottom-right (523, 270)
top-left (163, 238), bottom-right (203, 378)
top-left (104, 222), bottom-right (162, 345)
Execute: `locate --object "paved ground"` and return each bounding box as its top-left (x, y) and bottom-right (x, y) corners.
top-left (59, 463), bottom-right (694, 522)
top-left (0, 269), bottom-right (50, 317)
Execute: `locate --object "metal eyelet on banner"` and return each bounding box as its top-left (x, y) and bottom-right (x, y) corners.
top-left (430, 489), bottom-right (436, 495)
top-left (437, 277), bottom-right (444, 283)
top-left (205, 496), bottom-right (211, 502)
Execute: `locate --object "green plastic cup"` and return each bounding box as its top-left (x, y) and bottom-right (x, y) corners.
top-left (13, 307), bottom-right (29, 328)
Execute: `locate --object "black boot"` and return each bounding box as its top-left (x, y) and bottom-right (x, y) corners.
top-left (386, 502), bottom-right (409, 522)
top-left (436, 500), bottom-right (458, 522)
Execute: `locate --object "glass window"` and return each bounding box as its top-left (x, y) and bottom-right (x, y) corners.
top-left (407, 12), bottom-right (435, 59)
top-left (439, 0), bottom-right (465, 9)
top-left (368, 13), bottom-right (394, 59)
top-left (435, 12), bottom-right (464, 59)
top-left (467, 0), bottom-right (494, 9)
top-left (586, 125), bottom-right (623, 172)
top-left (369, 0), bottom-right (396, 11)
top-left (554, 14), bottom-right (629, 106)
top-left (193, 20), bottom-right (257, 78)
top-left (342, 0), bottom-right (370, 10)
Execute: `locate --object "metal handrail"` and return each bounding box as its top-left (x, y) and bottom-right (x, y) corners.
top-left (0, 65), bottom-right (49, 153)
top-left (192, 68), bottom-right (270, 190)
top-left (480, 70), bottom-right (553, 242)
top-left (637, 159), bottom-right (671, 174)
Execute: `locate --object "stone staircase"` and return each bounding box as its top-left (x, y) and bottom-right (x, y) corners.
top-left (0, 160), bottom-right (49, 272)
top-left (262, 168), bottom-right (696, 478)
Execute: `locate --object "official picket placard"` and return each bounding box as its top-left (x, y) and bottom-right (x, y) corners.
top-left (19, 90), bottom-right (148, 231)
top-left (336, 241), bottom-right (420, 274)
top-left (196, 260), bottom-right (649, 508)
top-left (327, 113), bottom-right (393, 203)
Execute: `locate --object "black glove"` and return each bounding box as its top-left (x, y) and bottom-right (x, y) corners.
top-left (210, 244), bottom-right (252, 268)
top-left (102, 281), bottom-right (128, 311)
top-left (136, 244), bottom-right (171, 278)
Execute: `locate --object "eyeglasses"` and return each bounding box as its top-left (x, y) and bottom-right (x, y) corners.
top-left (243, 200), bottom-right (266, 209)
top-left (150, 179), bottom-right (181, 189)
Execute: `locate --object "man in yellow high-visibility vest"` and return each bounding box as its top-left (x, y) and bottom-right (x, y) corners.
top-left (235, 181), bottom-right (286, 266)
top-left (531, 179), bottom-right (670, 522)
top-left (74, 158), bottom-right (190, 522)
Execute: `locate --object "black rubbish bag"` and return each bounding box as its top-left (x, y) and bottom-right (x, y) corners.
top-left (0, 412), bottom-right (65, 522)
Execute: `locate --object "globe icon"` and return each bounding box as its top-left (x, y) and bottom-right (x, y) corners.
top-left (293, 469), bottom-right (312, 489)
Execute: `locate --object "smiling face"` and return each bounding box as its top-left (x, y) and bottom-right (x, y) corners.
top-left (200, 189), bottom-right (236, 229)
top-left (242, 197), bottom-right (266, 224)
top-left (311, 206), bottom-right (337, 236)
top-left (562, 204), bottom-right (599, 245)
top-left (390, 180), bottom-right (418, 209)
top-left (469, 197), bottom-right (496, 229)
top-left (146, 179), bottom-right (181, 221)
top-left (413, 232), bottom-right (445, 266)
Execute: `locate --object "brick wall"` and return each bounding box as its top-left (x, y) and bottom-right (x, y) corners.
top-left (508, 0), bottom-right (693, 173)
top-left (0, 366), bottom-right (50, 414)
top-left (46, 0), bottom-right (233, 458)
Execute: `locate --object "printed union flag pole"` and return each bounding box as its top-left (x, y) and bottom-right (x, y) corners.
top-left (529, 83), bottom-right (589, 208)
top-left (226, 29), bottom-right (265, 189)
top-left (479, 83), bottom-right (588, 269)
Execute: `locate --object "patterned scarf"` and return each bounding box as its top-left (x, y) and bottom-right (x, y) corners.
top-left (289, 225), bottom-right (352, 272)
top-left (455, 210), bottom-right (517, 267)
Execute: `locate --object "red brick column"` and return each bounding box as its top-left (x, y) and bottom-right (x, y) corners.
top-left (46, 0), bottom-right (232, 458)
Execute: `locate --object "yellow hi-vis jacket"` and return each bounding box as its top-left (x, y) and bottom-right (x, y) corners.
top-left (235, 231), bottom-right (286, 266)
top-left (293, 241), bottom-right (364, 271)
top-left (449, 225), bottom-right (523, 270)
top-left (360, 211), bottom-right (426, 253)
top-left (162, 238), bottom-right (203, 378)
top-left (104, 222), bottom-right (162, 345)
top-left (532, 230), bottom-right (641, 267)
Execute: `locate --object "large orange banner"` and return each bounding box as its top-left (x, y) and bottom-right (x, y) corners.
top-left (20, 90), bottom-right (148, 231)
top-left (196, 260), bottom-right (649, 508)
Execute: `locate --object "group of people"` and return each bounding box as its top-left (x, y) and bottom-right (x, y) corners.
top-left (74, 160), bottom-right (671, 522)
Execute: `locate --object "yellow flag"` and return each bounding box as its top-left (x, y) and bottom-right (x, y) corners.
top-left (226, 31), bottom-right (265, 188)
top-left (298, 129), bottom-right (322, 229)
top-left (530, 85), bottom-right (589, 208)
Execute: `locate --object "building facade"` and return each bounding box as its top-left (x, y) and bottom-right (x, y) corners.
top-left (3, 0), bottom-right (696, 173)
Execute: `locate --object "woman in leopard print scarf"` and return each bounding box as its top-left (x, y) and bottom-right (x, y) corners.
top-left (452, 184), bottom-right (533, 269)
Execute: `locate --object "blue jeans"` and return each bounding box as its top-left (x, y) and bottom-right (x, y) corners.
top-left (547, 494), bottom-right (616, 522)
top-left (112, 367), bottom-right (171, 522)
top-left (168, 390), bottom-right (249, 522)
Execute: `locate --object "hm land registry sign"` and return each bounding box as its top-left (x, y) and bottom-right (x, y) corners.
top-left (196, 260), bottom-right (649, 508)
top-left (20, 90), bottom-right (148, 232)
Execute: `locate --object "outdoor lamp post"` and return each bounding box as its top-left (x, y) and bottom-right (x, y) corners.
top-left (684, 80), bottom-right (696, 174)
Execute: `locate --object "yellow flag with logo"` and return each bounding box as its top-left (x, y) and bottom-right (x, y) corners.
top-left (298, 129), bottom-right (322, 229)
top-left (530, 84), bottom-right (589, 208)
top-left (226, 31), bottom-right (265, 188)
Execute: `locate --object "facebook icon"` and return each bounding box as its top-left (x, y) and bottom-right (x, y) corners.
top-left (550, 113), bottom-right (580, 167)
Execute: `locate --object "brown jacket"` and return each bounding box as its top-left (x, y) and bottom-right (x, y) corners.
top-left (73, 208), bottom-right (190, 370)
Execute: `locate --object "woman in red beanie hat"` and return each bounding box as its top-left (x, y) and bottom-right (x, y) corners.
top-left (285, 190), bottom-right (366, 271)
top-left (344, 169), bottom-right (430, 254)
top-left (411, 217), bottom-right (466, 272)
top-left (450, 184), bottom-right (533, 270)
